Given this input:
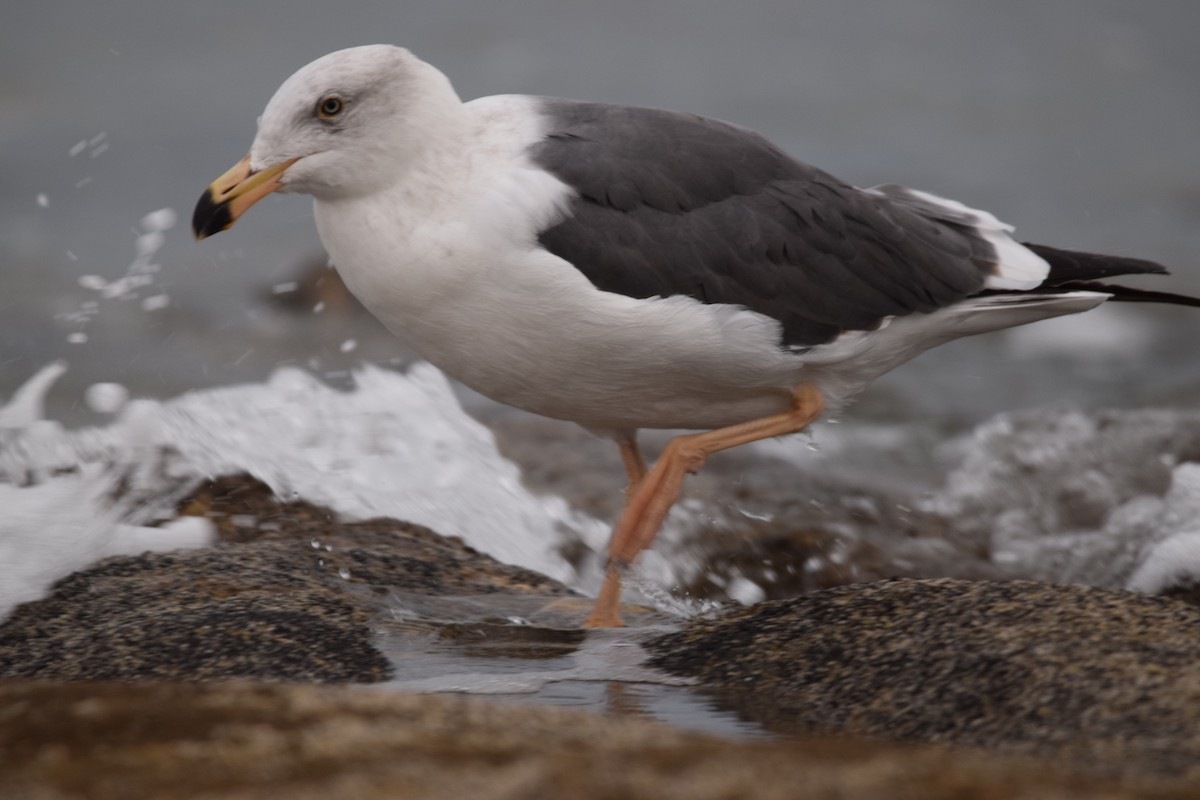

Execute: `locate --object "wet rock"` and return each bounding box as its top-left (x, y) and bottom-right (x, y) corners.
top-left (648, 578), bottom-right (1200, 783)
top-left (0, 475), bottom-right (576, 682)
top-left (0, 680), bottom-right (1169, 800)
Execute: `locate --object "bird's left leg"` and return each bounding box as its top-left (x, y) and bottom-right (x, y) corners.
top-left (589, 432), bottom-right (647, 629)
top-left (585, 384), bottom-right (825, 628)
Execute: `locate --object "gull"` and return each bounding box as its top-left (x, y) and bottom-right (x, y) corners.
top-left (193, 44), bottom-right (1198, 627)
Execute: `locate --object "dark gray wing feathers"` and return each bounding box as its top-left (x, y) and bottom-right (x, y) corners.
top-left (529, 100), bottom-right (1000, 347)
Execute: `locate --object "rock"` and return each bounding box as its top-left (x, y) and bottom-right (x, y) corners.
top-left (0, 680), bottom-right (1166, 800)
top-left (0, 475), bottom-right (576, 682)
top-left (648, 578), bottom-right (1200, 783)
top-left (6, 474), bottom-right (1200, 795)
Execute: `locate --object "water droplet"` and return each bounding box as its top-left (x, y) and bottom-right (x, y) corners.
top-left (141, 294), bottom-right (170, 312)
top-left (310, 539), bottom-right (321, 549)
top-left (84, 382), bottom-right (129, 414)
top-left (338, 568), bottom-right (351, 580)
top-left (140, 208), bottom-right (177, 232)
top-left (135, 231), bottom-right (163, 257)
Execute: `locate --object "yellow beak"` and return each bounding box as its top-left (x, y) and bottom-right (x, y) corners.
top-left (192, 155), bottom-right (298, 239)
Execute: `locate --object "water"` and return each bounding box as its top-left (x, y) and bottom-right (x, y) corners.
top-left (376, 591), bottom-right (768, 739)
top-left (4, 1), bottom-right (1200, 422)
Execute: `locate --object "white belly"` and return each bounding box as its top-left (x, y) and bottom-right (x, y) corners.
top-left (338, 242), bottom-right (805, 430)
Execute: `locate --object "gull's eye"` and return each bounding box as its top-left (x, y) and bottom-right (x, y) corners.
top-left (316, 95), bottom-right (345, 120)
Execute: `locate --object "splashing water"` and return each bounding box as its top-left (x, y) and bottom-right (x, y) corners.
top-left (5, 353), bottom-right (1200, 623)
top-left (0, 361), bottom-right (617, 619)
top-left (56, 208), bottom-right (176, 343)
top-left (0, 364), bottom-right (215, 619)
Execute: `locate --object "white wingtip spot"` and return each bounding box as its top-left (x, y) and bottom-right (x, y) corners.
top-left (983, 236), bottom-right (1051, 291)
top-left (873, 186), bottom-right (1050, 291)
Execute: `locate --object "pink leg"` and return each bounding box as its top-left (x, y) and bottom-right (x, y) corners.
top-left (585, 385), bottom-right (826, 628)
top-left (587, 433), bottom-right (647, 628)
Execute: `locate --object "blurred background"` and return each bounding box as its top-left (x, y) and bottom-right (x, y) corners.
top-left (4, 0), bottom-right (1200, 427)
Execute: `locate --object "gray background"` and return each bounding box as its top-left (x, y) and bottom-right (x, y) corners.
top-left (4, 0), bottom-right (1199, 425)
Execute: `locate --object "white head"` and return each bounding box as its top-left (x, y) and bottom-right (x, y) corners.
top-left (193, 44), bottom-right (464, 238)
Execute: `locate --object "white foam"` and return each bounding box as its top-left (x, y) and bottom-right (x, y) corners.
top-left (0, 463), bottom-right (217, 620)
top-left (0, 362), bottom-right (611, 621)
top-left (929, 408), bottom-right (1200, 591)
top-left (1128, 531), bottom-right (1200, 594)
top-left (0, 362), bottom-right (67, 430)
top-left (151, 363), bottom-right (609, 580)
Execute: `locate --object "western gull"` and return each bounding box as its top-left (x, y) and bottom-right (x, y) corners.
top-left (193, 44), bottom-right (1199, 627)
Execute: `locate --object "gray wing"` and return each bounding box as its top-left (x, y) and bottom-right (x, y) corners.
top-left (529, 99), bottom-right (999, 348)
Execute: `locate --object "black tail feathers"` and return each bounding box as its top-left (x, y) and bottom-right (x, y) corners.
top-left (1022, 242), bottom-right (1168, 282)
top-left (1021, 242), bottom-right (1200, 308)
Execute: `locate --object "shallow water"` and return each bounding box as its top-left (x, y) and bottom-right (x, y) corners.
top-left (376, 591), bottom-right (770, 739)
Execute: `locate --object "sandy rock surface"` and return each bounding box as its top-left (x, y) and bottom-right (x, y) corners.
top-left (0, 681), bottom-right (1184, 800)
top-left (650, 578), bottom-right (1200, 783)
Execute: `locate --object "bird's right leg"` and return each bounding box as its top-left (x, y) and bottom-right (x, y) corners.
top-left (616, 432), bottom-right (648, 501)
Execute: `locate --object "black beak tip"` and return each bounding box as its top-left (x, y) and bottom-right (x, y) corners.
top-left (192, 188), bottom-right (232, 240)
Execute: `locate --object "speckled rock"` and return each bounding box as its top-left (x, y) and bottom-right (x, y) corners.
top-left (648, 578), bottom-right (1200, 782)
top-left (0, 475), bottom-right (576, 682)
top-left (0, 680), bottom-right (1180, 800)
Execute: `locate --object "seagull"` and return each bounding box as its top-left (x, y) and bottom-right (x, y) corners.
top-left (193, 44), bottom-right (1198, 627)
